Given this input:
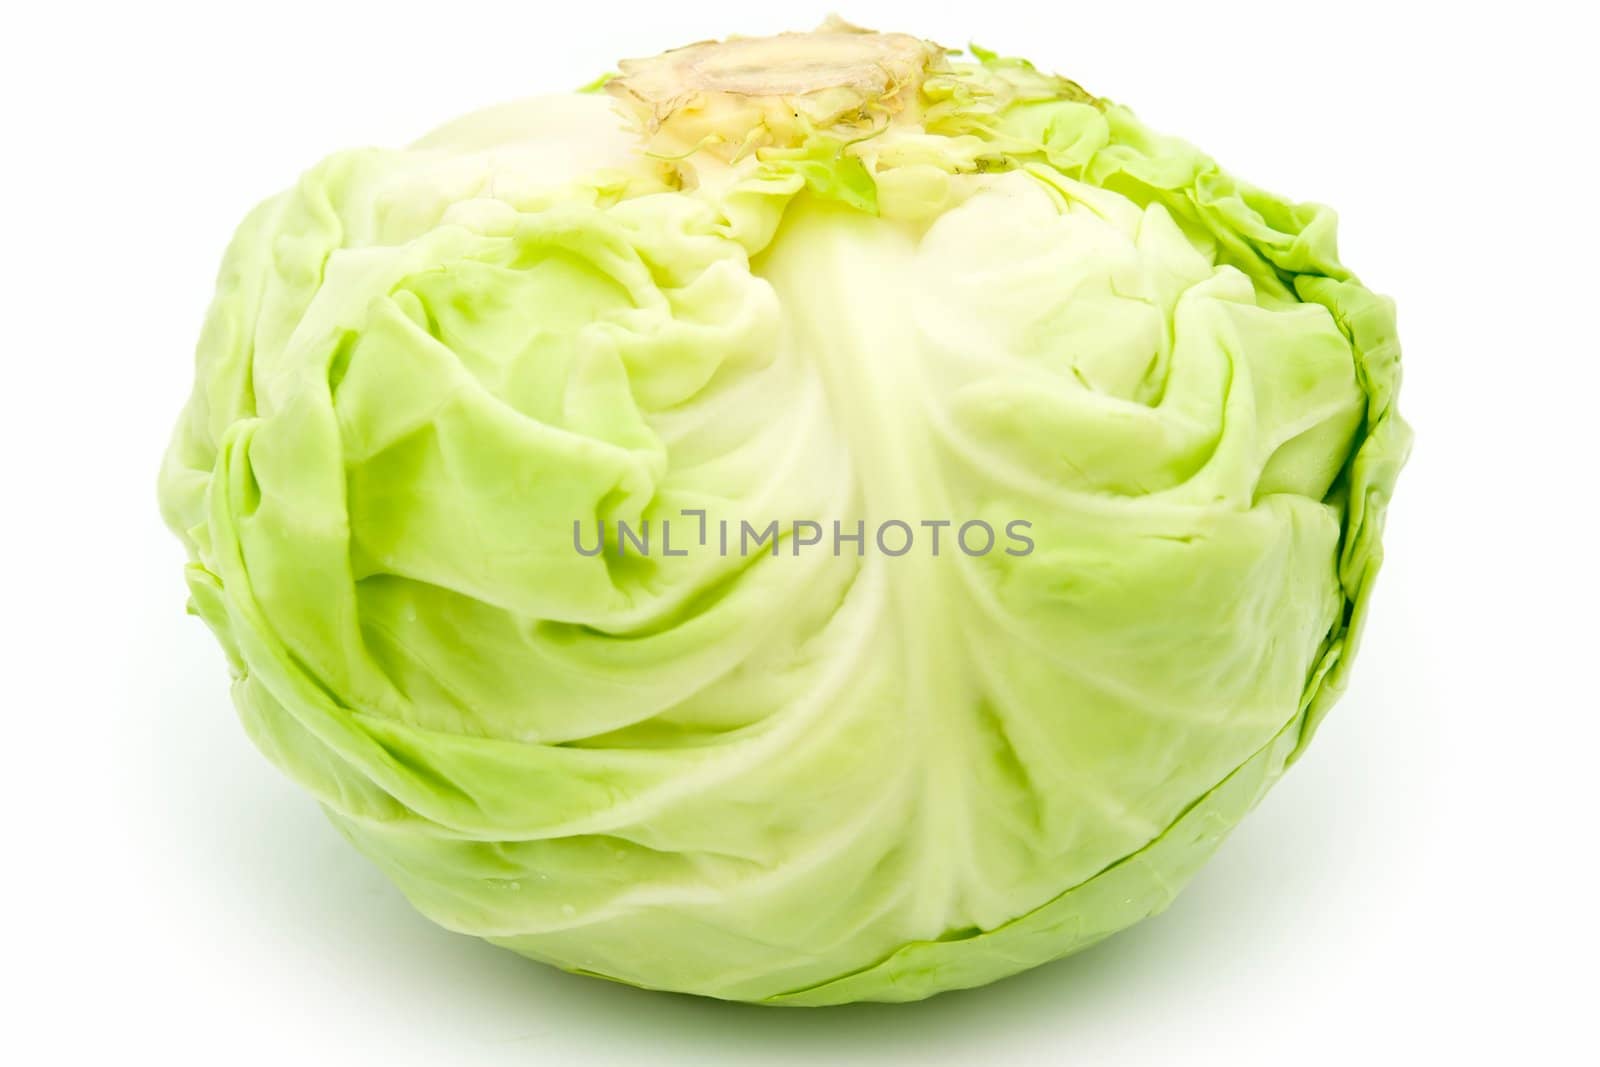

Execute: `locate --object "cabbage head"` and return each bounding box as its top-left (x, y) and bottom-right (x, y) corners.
top-left (158, 21), bottom-right (1409, 1004)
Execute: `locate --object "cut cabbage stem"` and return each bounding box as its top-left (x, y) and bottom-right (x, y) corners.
top-left (609, 23), bottom-right (938, 123)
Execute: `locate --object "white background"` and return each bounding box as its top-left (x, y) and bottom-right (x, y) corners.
top-left (6, 1), bottom-right (1596, 1063)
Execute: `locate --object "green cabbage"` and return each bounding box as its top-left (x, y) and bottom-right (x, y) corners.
top-left (158, 21), bottom-right (1409, 1004)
